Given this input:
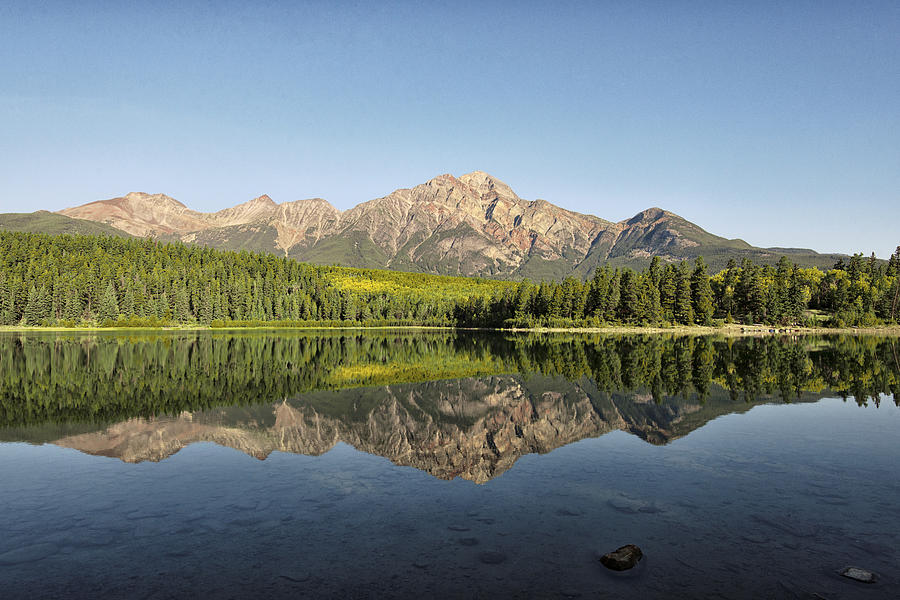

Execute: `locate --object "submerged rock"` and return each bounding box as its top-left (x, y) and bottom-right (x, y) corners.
top-left (839, 566), bottom-right (877, 583)
top-left (599, 544), bottom-right (643, 571)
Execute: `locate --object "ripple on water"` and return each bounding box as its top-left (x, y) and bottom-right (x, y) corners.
top-left (0, 542), bottom-right (60, 565)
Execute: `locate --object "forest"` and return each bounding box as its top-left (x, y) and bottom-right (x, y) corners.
top-left (0, 231), bottom-right (898, 329)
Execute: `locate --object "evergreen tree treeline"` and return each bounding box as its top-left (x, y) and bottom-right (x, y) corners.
top-left (0, 232), bottom-right (897, 328)
top-left (459, 252), bottom-right (900, 328)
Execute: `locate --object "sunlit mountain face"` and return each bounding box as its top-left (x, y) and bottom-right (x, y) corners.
top-left (37, 171), bottom-right (845, 276)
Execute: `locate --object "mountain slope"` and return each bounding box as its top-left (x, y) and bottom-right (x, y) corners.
top-left (0, 211), bottom-right (133, 238)
top-left (48, 171), bottom-right (844, 276)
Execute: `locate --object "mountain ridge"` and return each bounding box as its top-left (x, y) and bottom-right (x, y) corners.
top-left (11, 171), bottom-right (844, 276)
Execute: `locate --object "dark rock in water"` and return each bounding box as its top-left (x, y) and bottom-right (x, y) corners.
top-left (839, 566), bottom-right (877, 583)
top-left (458, 537), bottom-right (479, 546)
top-left (599, 544), bottom-right (643, 571)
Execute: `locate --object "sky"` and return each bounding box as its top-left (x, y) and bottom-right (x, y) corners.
top-left (0, 1), bottom-right (897, 257)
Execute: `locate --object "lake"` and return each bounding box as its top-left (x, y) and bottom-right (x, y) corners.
top-left (0, 331), bottom-right (898, 599)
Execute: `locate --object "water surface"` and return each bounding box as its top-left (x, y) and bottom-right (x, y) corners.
top-left (1, 331), bottom-right (898, 598)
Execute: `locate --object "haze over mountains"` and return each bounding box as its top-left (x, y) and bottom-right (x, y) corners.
top-left (5, 171), bottom-right (843, 277)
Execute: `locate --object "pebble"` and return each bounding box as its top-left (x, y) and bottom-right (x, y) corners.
top-left (599, 544), bottom-right (643, 571)
top-left (839, 566), bottom-right (877, 583)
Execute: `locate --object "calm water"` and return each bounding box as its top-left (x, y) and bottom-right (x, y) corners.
top-left (0, 331), bottom-right (898, 599)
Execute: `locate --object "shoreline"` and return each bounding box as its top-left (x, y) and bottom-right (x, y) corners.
top-left (504, 324), bottom-right (900, 336)
top-left (1, 324), bottom-right (899, 336)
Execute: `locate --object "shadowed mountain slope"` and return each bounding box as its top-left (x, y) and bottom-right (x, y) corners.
top-left (0, 211), bottom-right (133, 238)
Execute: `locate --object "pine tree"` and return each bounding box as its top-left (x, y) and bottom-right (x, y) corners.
top-left (618, 270), bottom-right (640, 323)
top-left (605, 270), bottom-right (621, 323)
top-left (97, 282), bottom-right (119, 322)
top-left (63, 286), bottom-right (82, 321)
top-left (891, 246), bottom-right (900, 322)
top-left (659, 265), bottom-right (677, 323)
top-left (174, 283), bottom-right (191, 322)
top-left (200, 285), bottom-right (213, 324)
top-left (0, 276), bottom-right (10, 325)
top-left (691, 257), bottom-right (714, 326)
top-left (548, 286), bottom-right (565, 318)
top-left (643, 272), bottom-right (661, 323)
top-left (674, 263), bottom-right (694, 325)
top-left (24, 285), bottom-right (51, 325)
top-left (122, 283), bottom-right (136, 317)
top-left (341, 292), bottom-right (357, 321)
top-left (719, 259), bottom-right (738, 320)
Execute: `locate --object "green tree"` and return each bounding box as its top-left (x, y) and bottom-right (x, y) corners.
top-left (97, 282), bottom-right (120, 322)
top-left (691, 257), bottom-right (714, 325)
top-left (122, 282), bottom-right (136, 317)
top-left (674, 262), bottom-right (694, 325)
top-left (24, 285), bottom-right (51, 325)
top-left (63, 286), bottom-right (83, 321)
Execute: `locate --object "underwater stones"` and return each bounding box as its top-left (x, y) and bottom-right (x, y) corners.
top-left (599, 544), bottom-right (643, 571)
top-left (839, 566), bottom-right (877, 583)
top-left (607, 496), bottom-right (662, 515)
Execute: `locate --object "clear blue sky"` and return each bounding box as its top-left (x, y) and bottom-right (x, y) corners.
top-left (1, 1), bottom-right (897, 257)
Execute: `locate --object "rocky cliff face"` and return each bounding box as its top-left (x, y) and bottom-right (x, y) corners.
top-left (51, 376), bottom-right (717, 483)
top-left (55, 171), bottom-right (836, 275)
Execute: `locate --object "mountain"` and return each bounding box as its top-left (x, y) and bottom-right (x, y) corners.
top-left (50, 171), bottom-right (843, 276)
top-left (0, 211), bottom-right (132, 238)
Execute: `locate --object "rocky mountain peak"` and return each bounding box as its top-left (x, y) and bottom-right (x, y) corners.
top-left (122, 192), bottom-right (187, 209)
top-left (250, 194), bottom-right (277, 206)
top-left (625, 207), bottom-right (669, 225)
top-left (283, 197), bottom-right (337, 209)
top-left (423, 173), bottom-right (458, 188)
top-left (458, 170), bottom-right (518, 199)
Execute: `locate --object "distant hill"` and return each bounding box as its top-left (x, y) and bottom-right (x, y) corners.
top-left (0, 211), bottom-right (132, 238)
top-left (10, 171), bottom-right (846, 276)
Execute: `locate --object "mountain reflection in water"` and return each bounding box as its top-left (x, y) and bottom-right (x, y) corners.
top-left (1, 331), bottom-right (897, 482)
